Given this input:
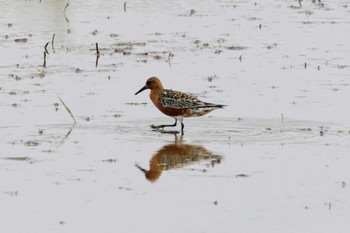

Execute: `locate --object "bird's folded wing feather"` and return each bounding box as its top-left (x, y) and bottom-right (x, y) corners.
top-left (159, 90), bottom-right (205, 109)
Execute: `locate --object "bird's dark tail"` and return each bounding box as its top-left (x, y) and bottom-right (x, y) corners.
top-left (214, 104), bottom-right (226, 108)
top-left (197, 103), bottom-right (226, 109)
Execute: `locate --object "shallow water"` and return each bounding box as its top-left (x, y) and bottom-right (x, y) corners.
top-left (1, 0), bottom-right (350, 233)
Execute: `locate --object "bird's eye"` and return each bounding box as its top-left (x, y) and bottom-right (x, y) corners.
top-left (146, 81), bottom-right (151, 85)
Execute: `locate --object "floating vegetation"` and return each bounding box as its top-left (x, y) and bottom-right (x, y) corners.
top-left (113, 114), bottom-right (122, 118)
top-left (126, 102), bottom-right (147, 106)
top-left (153, 55), bottom-right (162, 60)
top-left (115, 42), bottom-right (146, 47)
top-left (189, 9), bottom-right (196, 16)
top-left (3, 191), bottom-right (19, 197)
top-left (336, 65), bottom-right (348, 69)
top-left (205, 75), bottom-right (219, 82)
top-left (235, 174), bottom-right (250, 178)
top-left (3, 157), bottom-right (31, 161)
top-left (24, 141), bottom-right (39, 146)
top-left (36, 69), bottom-right (46, 78)
top-left (74, 68), bottom-right (82, 73)
top-left (266, 43), bottom-right (277, 50)
top-left (102, 159), bottom-right (117, 163)
top-left (14, 38), bottom-right (28, 43)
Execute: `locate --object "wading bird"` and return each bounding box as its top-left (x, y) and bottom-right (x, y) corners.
top-left (135, 77), bottom-right (225, 135)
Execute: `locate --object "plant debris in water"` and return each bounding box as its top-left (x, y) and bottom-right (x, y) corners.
top-left (58, 96), bottom-right (77, 124)
top-left (3, 157), bottom-right (31, 161)
top-left (24, 141), bottom-right (39, 147)
top-left (126, 102), bottom-right (147, 105)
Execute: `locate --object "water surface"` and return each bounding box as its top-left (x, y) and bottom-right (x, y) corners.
top-left (1, 1), bottom-right (350, 233)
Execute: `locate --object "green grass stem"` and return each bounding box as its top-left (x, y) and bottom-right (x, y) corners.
top-left (58, 96), bottom-right (76, 124)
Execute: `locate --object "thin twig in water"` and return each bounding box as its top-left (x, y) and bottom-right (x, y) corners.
top-left (51, 33), bottom-right (55, 53)
top-left (43, 52), bottom-right (46, 67)
top-left (64, 1), bottom-right (70, 13)
top-left (96, 43), bottom-right (100, 57)
top-left (95, 56), bottom-right (99, 68)
top-left (64, 1), bottom-right (70, 22)
top-left (44, 42), bottom-right (49, 54)
top-left (58, 96), bottom-right (76, 124)
top-left (95, 43), bottom-right (100, 68)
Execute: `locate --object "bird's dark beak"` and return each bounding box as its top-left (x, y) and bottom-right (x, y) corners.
top-left (135, 86), bottom-right (147, 95)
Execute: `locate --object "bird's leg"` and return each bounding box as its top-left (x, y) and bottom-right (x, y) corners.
top-left (151, 119), bottom-right (177, 130)
top-left (181, 122), bottom-right (184, 135)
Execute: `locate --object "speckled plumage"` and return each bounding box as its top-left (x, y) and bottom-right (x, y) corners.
top-left (159, 89), bottom-right (219, 110)
top-left (135, 77), bottom-right (225, 134)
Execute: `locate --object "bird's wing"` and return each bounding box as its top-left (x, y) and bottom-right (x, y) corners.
top-left (159, 90), bottom-right (205, 109)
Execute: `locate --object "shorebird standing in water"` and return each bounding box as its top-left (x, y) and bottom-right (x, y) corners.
top-left (135, 77), bottom-right (225, 135)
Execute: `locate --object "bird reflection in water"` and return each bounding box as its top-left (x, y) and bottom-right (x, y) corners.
top-left (135, 135), bottom-right (222, 182)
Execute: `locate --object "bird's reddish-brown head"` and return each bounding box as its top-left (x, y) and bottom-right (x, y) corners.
top-left (135, 77), bottom-right (164, 95)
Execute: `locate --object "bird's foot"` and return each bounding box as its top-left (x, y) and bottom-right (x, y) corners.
top-left (151, 124), bottom-right (176, 130)
top-left (151, 124), bottom-right (163, 129)
top-left (150, 125), bottom-right (179, 134)
top-left (160, 129), bottom-right (180, 134)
